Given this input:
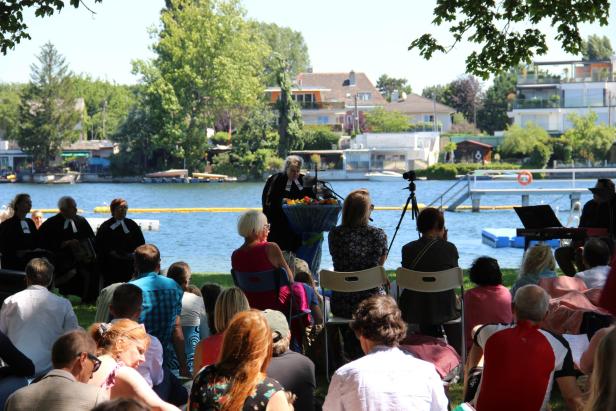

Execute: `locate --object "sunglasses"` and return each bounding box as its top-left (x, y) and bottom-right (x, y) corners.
top-left (78, 352), bottom-right (101, 372)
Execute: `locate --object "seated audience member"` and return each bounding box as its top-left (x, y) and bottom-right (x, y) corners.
top-left (95, 198), bottom-right (145, 287)
top-left (0, 330), bottom-right (34, 409)
top-left (5, 330), bottom-right (109, 411)
top-left (399, 207), bottom-right (459, 338)
top-left (91, 398), bottom-right (149, 411)
top-left (510, 244), bottom-right (557, 297)
top-left (466, 285), bottom-right (583, 411)
top-left (464, 257), bottom-right (513, 351)
top-left (167, 261), bottom-right (206, 374)
top-left (31, 209), bottom-right (44, 230)
top-left (579, 324), bottom-right (615, 375)
top-left (38, 196), bottom-right (98, 302)
top-left (285, 254), bottom-right (324, 325)
top-left (323, 295), bottom-right (448, 411)
top-left (189, 310), bottom-right (291, 411)
top-left (575, 238), bottom-right (611, 289)
top-left (231, 210), bottom-right (297, 311)
top-left (328, 189), bottom-right (388, 319)
top-left (193, 287), bottom-right (250, 376)
top-left (264, 309), bottom-right (316, 411)
top-left (94, 282), bottom-right (123, 323)
top-left (0, 193), bottom-right (40, 270)
top-left (200, 283), bottom-right (223, 338)
top-left (129, 244), bottom-right (188, 377)
top-left (108, 284), bottom-right (163, 389)
top-left (584, 327), bottom-right (616, 411)
top-left (88, 319), bottom-right (179, 411)
top-left (0, 258), bottom-right (79, 376)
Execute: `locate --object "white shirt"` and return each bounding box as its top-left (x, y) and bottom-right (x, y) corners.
top-left (0, 285), bottom-right (79, 375)
top-left (575, 265), bottom-right (611, 289)
top-left (180, 292), bottom-right (206, 327)
top-left (109, 318), bottom-right (164, 387)
top-left (322, 346), bottom-right (448, 411)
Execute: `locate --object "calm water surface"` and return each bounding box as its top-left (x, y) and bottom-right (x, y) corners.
top-left (0, 179), bottom-right (598, 272)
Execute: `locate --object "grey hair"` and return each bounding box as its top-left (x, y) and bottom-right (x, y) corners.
top-left (513, 284), bottom-right (549, 322)
top-left (283, 155), bottom-right (303, 172)
top-left (57, 196), bottom-right (76, 210)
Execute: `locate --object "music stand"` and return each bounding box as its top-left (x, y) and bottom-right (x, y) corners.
top-left (514, 205), bottom-right (563, 229)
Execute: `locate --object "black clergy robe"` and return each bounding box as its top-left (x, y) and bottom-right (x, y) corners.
top-left (95, 217), bottom-right (145, 286)
top-left (0, 216), bottom-right (39, 270)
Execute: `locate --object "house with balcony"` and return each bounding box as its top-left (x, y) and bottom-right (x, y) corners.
top-left (508, 57), bottom-right (616, 134)
top-left (265, 70), bottom-right (387, 132)
top-left (385, 92), bottom-right (455, 132)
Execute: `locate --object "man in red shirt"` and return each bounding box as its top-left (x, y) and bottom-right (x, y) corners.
top-left (465, 285), bottom-right (583, 411)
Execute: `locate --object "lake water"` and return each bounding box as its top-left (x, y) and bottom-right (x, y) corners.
top-left (0, 178), bottom-right (597, 271)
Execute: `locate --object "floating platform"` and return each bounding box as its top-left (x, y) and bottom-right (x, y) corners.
top-left (482, 228), bottom-right (560, 249)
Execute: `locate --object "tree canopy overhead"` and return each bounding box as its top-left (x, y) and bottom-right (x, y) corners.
top-left (409, 0), bottom-right (611, 78)
top-left (0, 0), bottom-right (102, 54)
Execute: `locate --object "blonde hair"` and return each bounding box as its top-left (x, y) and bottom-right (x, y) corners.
top-left (214, 287), bottom-right (250, 333)
top-left (31, 210), bottom-right (43, 218)
top-left (342, 189), bottom-right (371, 227)
top-left (520, 244), bottom-right (556, 278)
top-left (237, 210), bottom-right (268, 239)
top-left (585, 328), bottom-right (616, 411)
top-left (89, 319), bottom-right (150, 357)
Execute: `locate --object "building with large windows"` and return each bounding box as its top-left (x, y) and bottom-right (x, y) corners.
top-left (507, 57), bottom-right (616, 134)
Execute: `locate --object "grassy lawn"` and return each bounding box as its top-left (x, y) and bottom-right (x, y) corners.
top-left (70, 268), bottom-right (571, 410)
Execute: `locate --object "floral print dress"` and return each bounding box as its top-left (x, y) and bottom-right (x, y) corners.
top-left (328, 225), bottom-right (388, 318)
top-left (189, 365), bottom-right (284, 411)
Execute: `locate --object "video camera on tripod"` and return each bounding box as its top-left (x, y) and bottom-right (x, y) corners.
top-left (387, 169), bottom-right (421, 255)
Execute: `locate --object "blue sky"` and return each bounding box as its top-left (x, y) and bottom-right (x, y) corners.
top-left (0, 0), bottom-right (614, 93)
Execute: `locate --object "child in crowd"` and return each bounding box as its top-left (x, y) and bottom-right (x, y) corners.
top-left (463, 256), bottom-right (513, 352)
top-left (511, 244), bottom-right (556, 297)
top-left (575, 238), bottom-right (612, 289)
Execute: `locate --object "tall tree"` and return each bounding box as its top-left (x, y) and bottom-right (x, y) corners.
top-left (134, 0), bottom-right (269, 171)
top-left (0, 83), bottom-right (25, 141)
top-left (447, 75), bottom-right (482, 124)
top-left (477, 70), bottom-right (517, 134)
top-left (251, 22), bottom-right (310, 86)
top-left (409, 0), bottom-right (610, 78)
top-left (365, 107), bottom-right (409, 132)
top-left (421, 84), bottom-right (451, 105)
top-left (581, 34), bottom-right (614, 61)
top-left (17, 42), bottom-right (80, 169)
top-left (275, 57), bottom-right (304, 157)
top-left (376, 74), bottom-right (412, 102)
top-left (0, 0), bottom-right (102, 54)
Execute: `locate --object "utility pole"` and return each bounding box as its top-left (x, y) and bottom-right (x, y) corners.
top-left (354, 93), bottom-right (359, 135)
top-left (432, 92), bottom-right (437, 132)
top-left (102, 100), bottom-right (108, 140)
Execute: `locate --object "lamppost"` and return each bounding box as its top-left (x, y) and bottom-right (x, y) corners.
top-left (346, 92), bottom-right (360, 135)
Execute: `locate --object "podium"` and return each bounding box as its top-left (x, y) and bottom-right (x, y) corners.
top-left (282, 203), bottom-right (341, 278)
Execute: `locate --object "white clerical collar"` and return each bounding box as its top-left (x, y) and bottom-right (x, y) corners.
top-left (63, 218), bottom-right (77, 233)
top-left (110, 219), bottom-right (130, 234)
top-left (20, 219), bottom-right (31, 234)
top-left (285, 178), bottom-right (302, 192)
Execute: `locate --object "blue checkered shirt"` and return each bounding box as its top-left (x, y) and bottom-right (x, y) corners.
top-left (130, 272), bottom-right (183, 364)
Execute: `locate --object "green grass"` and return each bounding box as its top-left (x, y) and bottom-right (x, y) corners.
top-left (71, 269), bottom-right (572, 410)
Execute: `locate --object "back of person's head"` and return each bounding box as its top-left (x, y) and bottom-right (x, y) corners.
top-left (10, 193), bottom-right (30, 210)
top-left (52, 330), bottom-right (97, 369)
top-left (341, 188), bottom-right (371, 227)
top-left (263, 309), bottom-right (291, 357)
top-left (134, 244), bottom-right (160, 274)
top-left (597, 178), bottom-right (616, 193)
top-left (584, 238), bottom-right (611, 268)
top-left (586, 328), bottom-right (616, 411)
top-left (110, 284), bottom-right (143, 319)
top-left (237, 210), bottom-right (268, 238)
top-left (187, 284), bottom-right (202, 296)
top-left (57, 196), bottom-right (76, 210)
top-left (89, 319), bottom-right (150, 356)
top-left (520, 244), bottom-right (555, 277)
top-left (167, 261), bottom-right (191, 289)
top-left (91, 398), bottom-right (149, 411)
top-left (202, 283), bottom-right (223, 333)
top-left (214, 287), bottom-right (250, 333)
top-left (25, 257), bottom-right (54, 287)
top-left (216, 310), bottom-right (273, 411)
top-left (350, 295), bottom-right (407, 347)
top-left (469, 256), bottom-right (503, 286)
top-left (416, 207), bottom-right (445, 234)
top-left (513, 285), bottom-right (549, 323)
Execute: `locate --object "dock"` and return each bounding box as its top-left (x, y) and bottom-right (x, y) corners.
top-left (430, 168), bottom-right (616, 212)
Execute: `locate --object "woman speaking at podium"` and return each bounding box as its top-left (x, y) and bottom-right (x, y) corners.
top-left (262, 155), bottom-right (315, 252)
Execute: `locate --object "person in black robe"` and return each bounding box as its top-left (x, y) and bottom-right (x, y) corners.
top-left (0, 194), bottom-right (47, 271)
top-left (95, 198), bottom-right (145, 286)
top-left (262, 155), bottom-right (315, 252)
top-left (555, 178), bottom-right (616, 276)
top-left (38, 196), bottom-right (98, 302)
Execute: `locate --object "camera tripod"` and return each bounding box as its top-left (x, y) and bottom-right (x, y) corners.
top-left (387, 178), bottom-right (420, 256)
